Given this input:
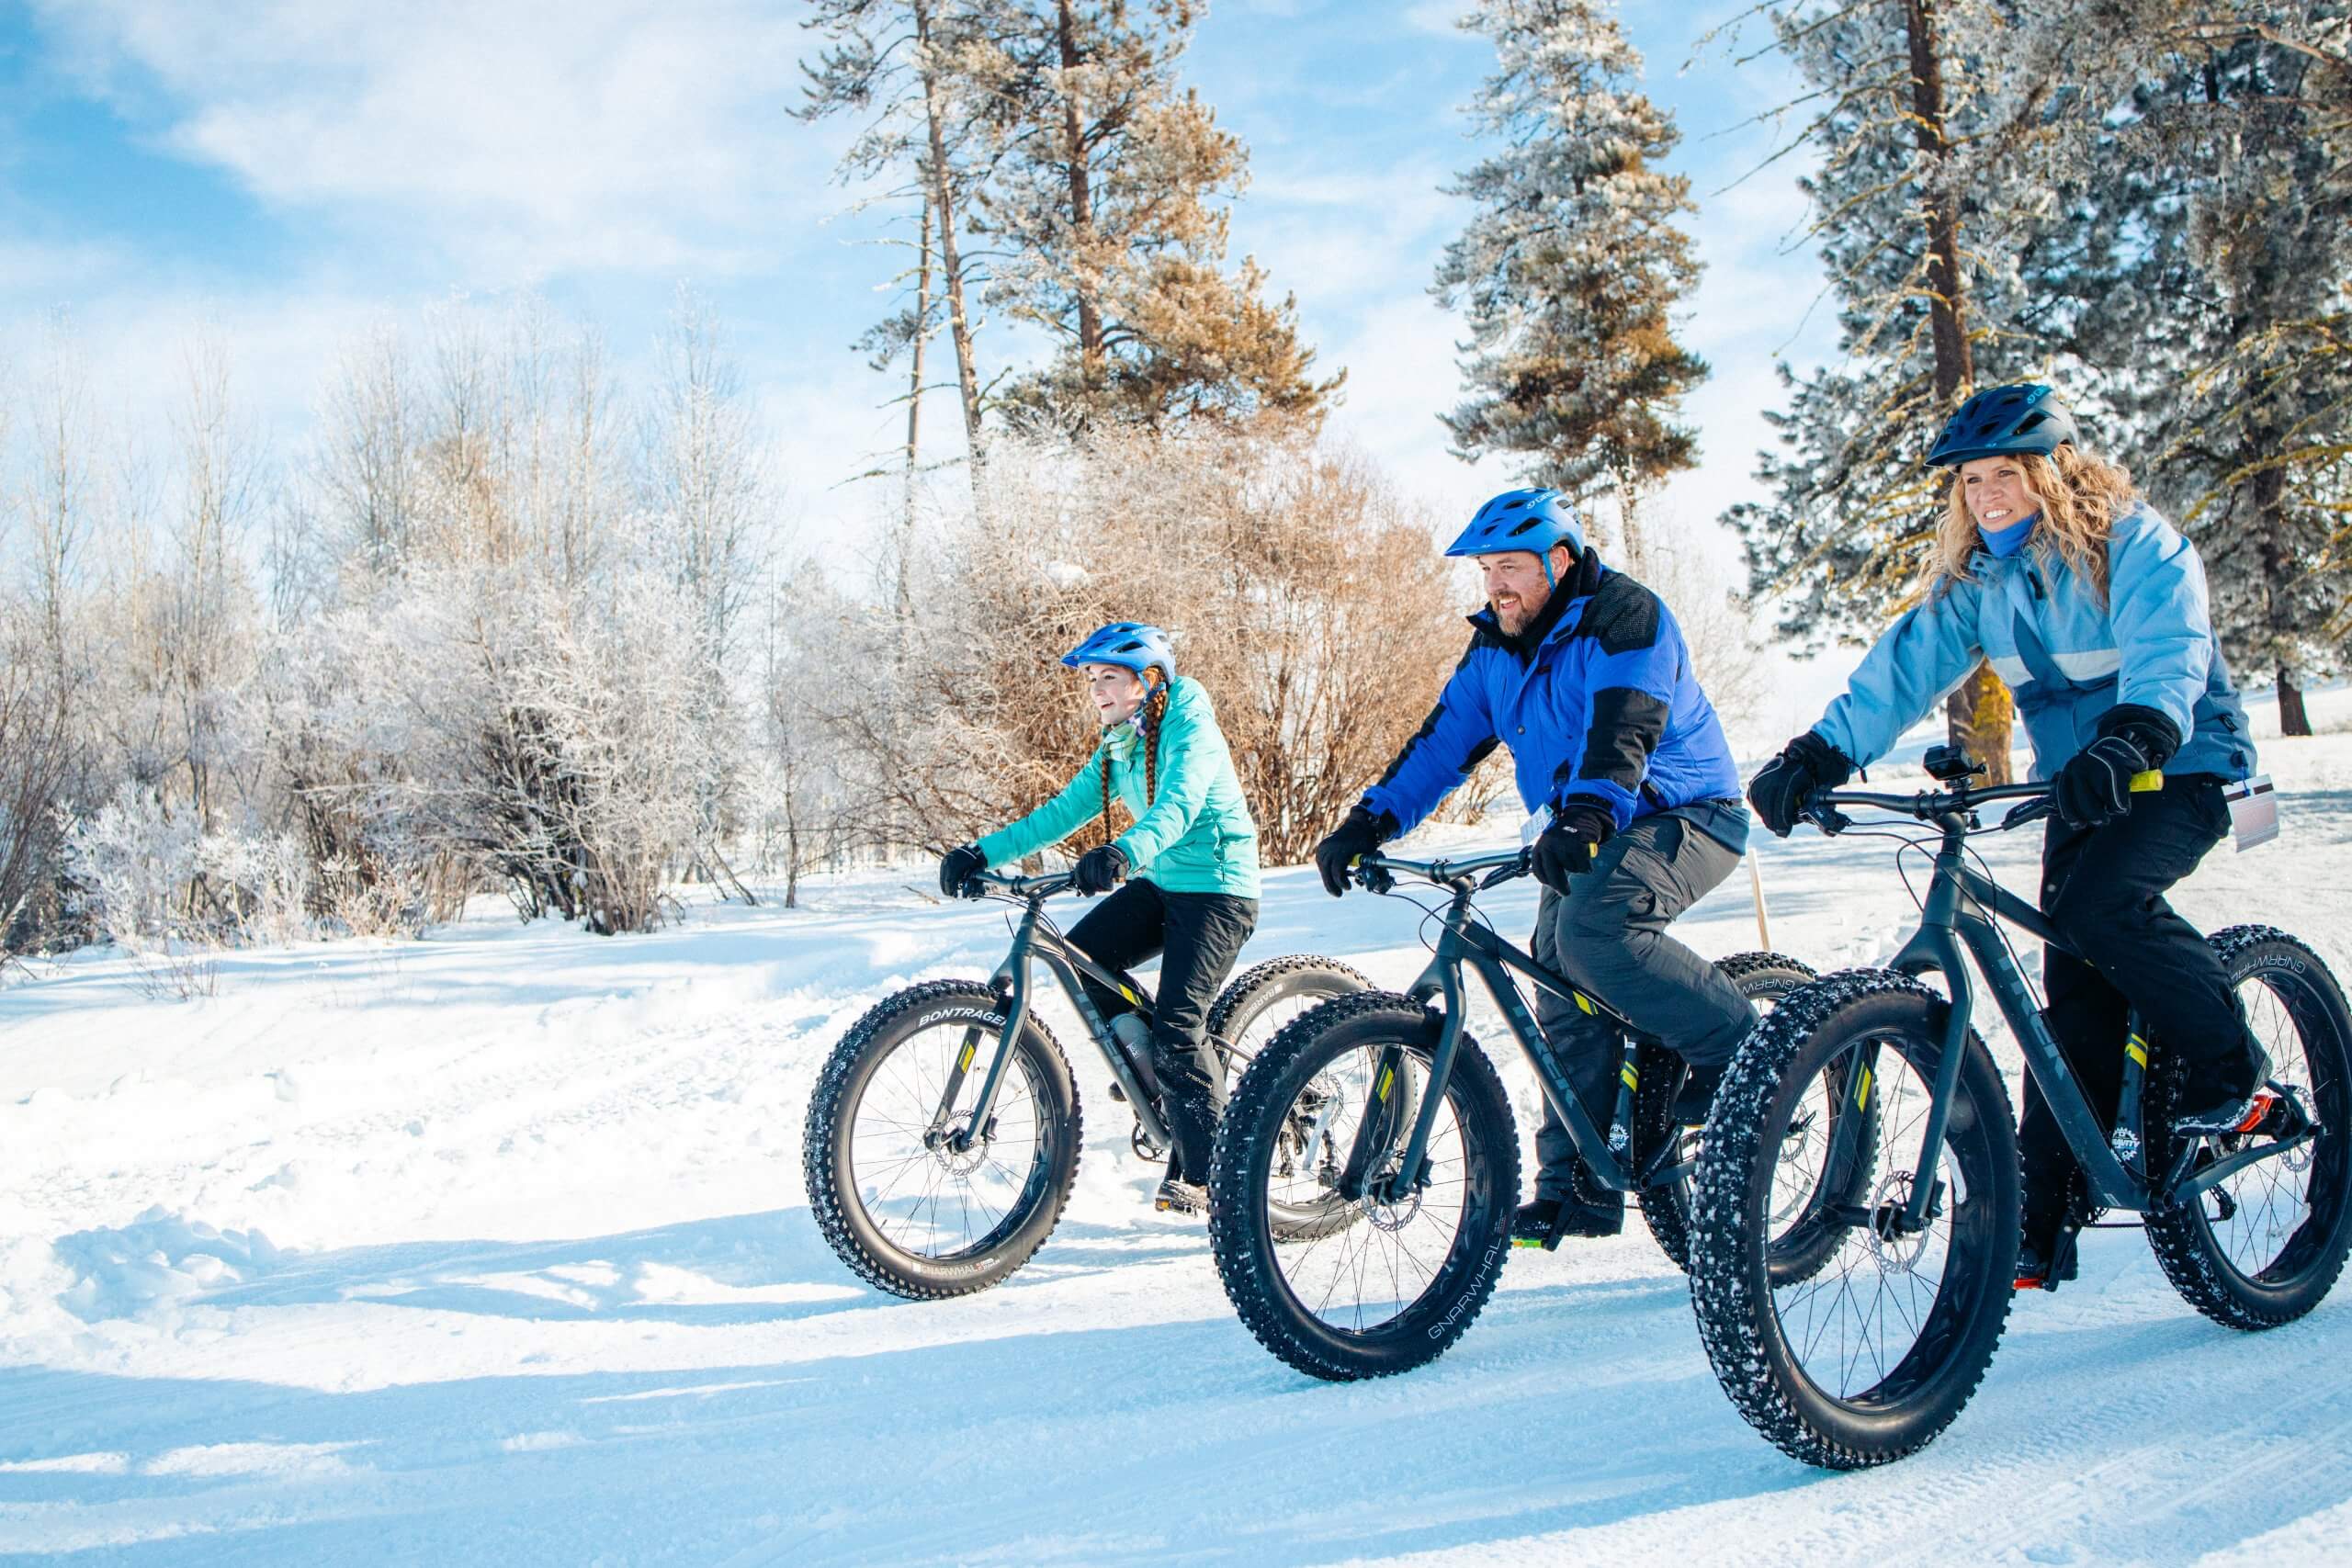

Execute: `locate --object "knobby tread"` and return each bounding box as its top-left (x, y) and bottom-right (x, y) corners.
top-left (1687, 966), bottom-right (2018, 1470)
top-left (2143, 927), bottom-right (2352, 1331)
top-left (801, 979), bottom-right (1081, 1301)
top-left (1206, 990), bottom-right (1519, 1382)
top-left (1206, 954), bottom-right (1372, 1043)
top-left (1636, 952), bottom-right (1818, 1271)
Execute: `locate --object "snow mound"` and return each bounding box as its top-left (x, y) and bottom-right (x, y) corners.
top-left (50, 1208), bottom-right (282, 1323)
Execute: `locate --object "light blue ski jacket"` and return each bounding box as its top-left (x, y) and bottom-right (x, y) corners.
top-left (1813, 503), bottom-right (2256, 782)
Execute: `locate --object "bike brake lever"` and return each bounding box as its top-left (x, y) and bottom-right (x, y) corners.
top-left (1478, 852), bottom-right (1531, 891)
top-left (1351, 857), bottom-right (1395, 896)
top-left (1804, 801), bottom-right (1852, 837)
top-left (2001, 796), bottom-right (2056, 831)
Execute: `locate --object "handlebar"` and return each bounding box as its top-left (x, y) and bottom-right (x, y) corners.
top-left (1352, 846), bottom-right (1532, 894)
top-left (957, 868), bottom-right (1078, 900)
top-left (1803, 779), bottom-right (2053, 836)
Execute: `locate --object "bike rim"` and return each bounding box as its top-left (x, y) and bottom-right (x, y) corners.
top-left (2192, 968), bottom-right (2346, 1286)
top-left (1764, 1032), bottom-right (1990, 1408)
top-left (1266, 1041), bottom-right (1473, 1335)
top-left (847, 1024), bottom-right (1050, 1262)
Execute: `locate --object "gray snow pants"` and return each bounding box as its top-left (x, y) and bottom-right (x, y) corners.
top-left (1530, 805), bottom-right (1753, 1204)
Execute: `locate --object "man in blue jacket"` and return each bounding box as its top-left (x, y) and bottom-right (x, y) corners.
top-left (1313, 489), bottom-right (1752, 1247)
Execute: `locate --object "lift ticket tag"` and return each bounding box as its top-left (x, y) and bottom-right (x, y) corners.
top-left (1521, 807), bottom-right (1550, 847)
top-left (2222, 775), bottom-right (2278, 852)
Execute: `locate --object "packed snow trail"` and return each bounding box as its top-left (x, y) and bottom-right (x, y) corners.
top-left (3, 701), bottom-right (2350, 1563)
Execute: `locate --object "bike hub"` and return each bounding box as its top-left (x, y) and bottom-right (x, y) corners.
top-left (1864, 1172), bottom-right (1934, 1272)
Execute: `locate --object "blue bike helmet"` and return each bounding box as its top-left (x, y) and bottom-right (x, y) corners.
top-left (1061, 622), bottom-right (1175, 683)
top-left (1926, 383), bottom-right (2081, 468)
top-left (1443, 489), bottom-right (1587, 588)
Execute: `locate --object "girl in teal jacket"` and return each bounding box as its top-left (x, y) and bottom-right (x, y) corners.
top-left (936, 623), bottom-right (1260, 1215)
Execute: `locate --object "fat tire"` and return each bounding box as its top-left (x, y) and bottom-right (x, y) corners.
top-left (1207, 991), bottom-right (1519, 1381)
top-left (1635, 951), bottom-right (1819, 1271)
top-left (1207, 954), bottom-right (1371, 1062)
top-left (1689, 968), bottom-right (2019, 1469)
top-left (802, 980), bottom-right (1080, 1300)
top-left (2143, 927), bottom-right (2352, 1331)
top-left (1209, 955), bottom-right (1373, 1245)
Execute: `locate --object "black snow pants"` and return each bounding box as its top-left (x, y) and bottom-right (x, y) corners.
top-left (1066, 878), bottom-right (1259, 1182)
top-left (2023, 776), bottom-right (2259, 1249)
top-left (1530, 805), bottom-right (1754, 1208)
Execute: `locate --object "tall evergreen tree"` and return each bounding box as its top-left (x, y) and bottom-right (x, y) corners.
top-left (2005, 4), bottom-right (2352, 735)
top-left (1434, 0), bottom-right (1708, 559)
top-left (965, 0), bottom-right (1342, 434)
top-left (1724, 0), bottom-right (2039, 775)
top-left (800, 0), bottom-right (999, 478)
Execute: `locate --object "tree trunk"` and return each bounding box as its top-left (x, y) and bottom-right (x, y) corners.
top-left (2277, 663), bottom-right (2312, 738)
top-left (912, 0), bottom-right (985, 471)
top-left (2251, 457), bottom-right (2312, 737)
top-left (1904, 0), bottom-right (2014, 778)
top-left (900, 191), bottom-right (933, 622)
top-left (1057, 0), bottom-right (1102, 380)
top-left (1945, 667), bottom-right (2017, 781)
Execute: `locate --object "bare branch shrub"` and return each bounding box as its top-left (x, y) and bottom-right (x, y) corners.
top-left (830, 429), bottom-right (1470, 864)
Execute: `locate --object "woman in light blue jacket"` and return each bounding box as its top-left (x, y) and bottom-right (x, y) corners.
top-left (1747, 384), bottom-right (2267, 1291)
top-left (935, 623), bottom-right (1260, 1217)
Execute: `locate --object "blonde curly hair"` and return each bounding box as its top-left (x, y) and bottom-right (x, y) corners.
top-left (1935, 443), bottom-right (2140, 604)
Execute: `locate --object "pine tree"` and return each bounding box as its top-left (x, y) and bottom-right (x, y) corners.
top-left (1434, 0), bottom-right (1708, 557)
top-left (965, 0), bottom-right (1341, 434)
top-left (800, 0), bottom-right (997, 476)
top-left (1724, 0), bottom-right (2041, 776)
top-left (2007, 6), bottom-right (2352, 736)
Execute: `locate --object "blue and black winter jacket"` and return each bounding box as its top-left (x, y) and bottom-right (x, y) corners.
top-left (1814, 503), bottom-right (2257, 783)
top-left (1359, 556), bottom-right (1748, 851)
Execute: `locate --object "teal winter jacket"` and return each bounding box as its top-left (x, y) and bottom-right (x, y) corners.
top-left (976, 676), bottom-right (1261, 898)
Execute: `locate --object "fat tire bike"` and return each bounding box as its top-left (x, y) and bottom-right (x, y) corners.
top-left (1205, 845), bottom-right (1833, 1382)
top-left (803, 868), bottom-right (1367, 1299)
top-left (1690, 750), bottom-right (2352, 1469)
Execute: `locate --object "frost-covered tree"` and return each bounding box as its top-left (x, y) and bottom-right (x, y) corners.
top-left (1434, 0), bottom-right (1707, 552)
top-left (1724, 0), bottom-right (2041, 776)
top-left (801, 0), bottom-right (999, 471)
top-left (2002, 4), bottom-right (2352, 734)
top-left (966, 0), bottom-right (1340, 434)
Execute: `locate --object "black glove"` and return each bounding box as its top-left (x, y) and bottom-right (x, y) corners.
top-left (1531, 803), bottom-right (1616, 893)
top-left (1073, 842), bottom-right (1130, 896)
top-left (1748, 731), bottom-right (1855, 838)
top-left (2052, 704), bottom-right (2180, 829)
top-left (1313, 807), bottom-right (1396, 897)
top-left (938, 843), bottom-right (986, 897)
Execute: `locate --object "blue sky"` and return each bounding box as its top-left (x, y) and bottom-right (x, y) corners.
top-left (0, 0), bottom-right (1849, 726)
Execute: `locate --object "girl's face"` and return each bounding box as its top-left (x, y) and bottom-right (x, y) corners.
top-left (1082, 662), bottom-right (1149, 726)
top-left (1959, 456), bottom-right (2042, 531)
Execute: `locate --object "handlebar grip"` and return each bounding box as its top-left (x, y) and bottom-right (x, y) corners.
top-left (2130, 770), bottom-right (2165, 794)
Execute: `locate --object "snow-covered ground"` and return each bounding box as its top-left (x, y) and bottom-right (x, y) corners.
top-left (3, 693), bottom-right (2350, 1565)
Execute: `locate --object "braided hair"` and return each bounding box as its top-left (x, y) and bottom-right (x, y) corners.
top-left (1101, 673), bottom-right (1170, 849)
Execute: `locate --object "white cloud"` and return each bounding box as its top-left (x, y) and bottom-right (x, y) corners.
top-left (28, 0), bottom-right (844, 280)
top-left (1402, 0), bottom-right (1472, 37)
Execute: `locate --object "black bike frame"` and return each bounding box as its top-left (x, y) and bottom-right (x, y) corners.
top-left (1345, 850), bottom-right (1669, 1203)
top-left (934, 871), bottom-right (1175, 1156)
top-left (1814, 783), bottom-right (2313, 1233)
